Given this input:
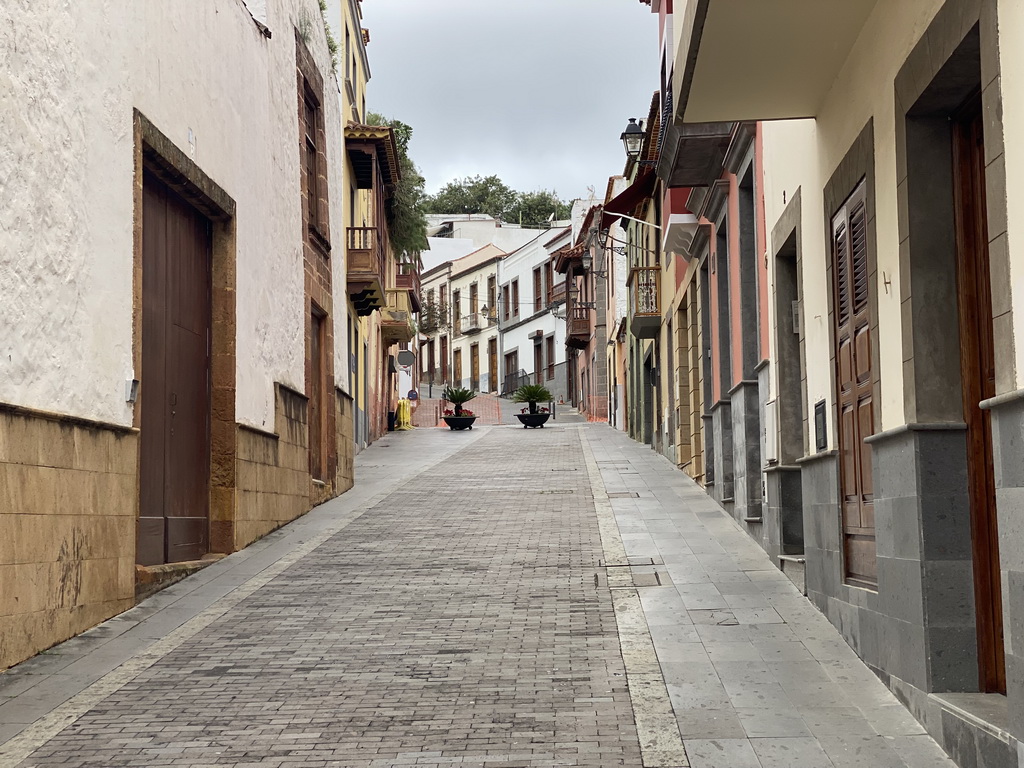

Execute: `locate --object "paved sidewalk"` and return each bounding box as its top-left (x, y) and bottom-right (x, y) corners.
top-left (0, 423), bottom-right (955, 768)
top-left (582, 426), bottom-right (955, 768)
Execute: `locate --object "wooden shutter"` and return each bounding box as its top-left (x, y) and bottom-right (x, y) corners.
top-left (831, 181), bottom-right (876, 586)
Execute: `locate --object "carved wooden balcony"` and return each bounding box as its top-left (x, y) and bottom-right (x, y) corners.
top-left (380, 289), bottom-right (415, 344)
top-left (396, 268), bottom-right (421, 313)
top-left (566, 305), bottom-right (590, 349)
top-left (347, 227), bottom-right (385, 316)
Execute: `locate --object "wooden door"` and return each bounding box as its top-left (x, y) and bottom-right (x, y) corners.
top-left (440, 336), bottom-right (449, 382)
top-left (534, 342), bottom-right (544, 385)
top-left (831, 182), bottom-right (876, 586)
top-left (954, 101), bottom-right (1005, 693)
top-left (139, 171), bottom-right (212, 566)
top-left (488, 338), bottom-right (497, 393)
top-left (453, 349), bottom-right (462, 386)
top-left (470, 344), bottom-right (480, 391)
top-left (428, 340), bottom-right (436, 384)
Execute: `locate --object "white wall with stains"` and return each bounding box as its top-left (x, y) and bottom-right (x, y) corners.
top-left (0, 0), bottom-right (347, 430)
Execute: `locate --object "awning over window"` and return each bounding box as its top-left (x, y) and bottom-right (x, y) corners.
top-left (602, 169), bottom-right (657, 229)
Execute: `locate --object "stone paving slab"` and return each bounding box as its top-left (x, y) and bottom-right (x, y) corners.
top-left (581, 426), bottom-right (957, 768)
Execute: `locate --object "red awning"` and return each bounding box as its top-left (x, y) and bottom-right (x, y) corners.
top-left (602, 169), bottom-right (657, 229)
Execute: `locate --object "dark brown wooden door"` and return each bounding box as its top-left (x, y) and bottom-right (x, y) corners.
top-left (488, 338), bottom-right (497, 393)
top-left (470, 344), bottom-right (480, 391)
top-left (831, 182), bottom-right (876, 586)
top-left (954, 102), bottom-right (1005, 693)
top-left (534, 342), bottom-right (544, 385)
top-left (139, 171), bottom-right (212, 566)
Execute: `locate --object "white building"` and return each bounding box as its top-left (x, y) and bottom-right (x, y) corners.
top-left (497, 229), bottom-right (571, 401)
top-left (426, 214), bottom-right (543, 255)
top-left (448, 245), bottom-right (505, 392)
top-left (0, 0), bottom-right (352, 670)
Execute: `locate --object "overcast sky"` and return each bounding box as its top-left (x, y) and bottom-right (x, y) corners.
top-left (359, 0), bottom-right (659, 203)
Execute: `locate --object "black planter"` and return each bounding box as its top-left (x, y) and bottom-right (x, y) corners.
top-left (442, 415), bottom-right (477, 431)
top-left (516, 413), bottom-right (551, 429)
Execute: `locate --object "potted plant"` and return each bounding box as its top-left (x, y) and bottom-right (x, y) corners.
top-left (512, 383), bottom-right (554, 428)
top-left (441, 386), bottom-right (478, 430)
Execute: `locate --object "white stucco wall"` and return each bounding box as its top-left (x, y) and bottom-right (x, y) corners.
top-left (761, 120), bottom-right (827, 443)
top-left (0, 0), bottom-right (346, 429)
top-left (759, 0), bottom-right (952, 445)
top-left (497, 231), bottom-right (568, 399)
top-left (449, 258), bottom-right (500, 391)
top-left (421, 237), bottom-right (478, 272)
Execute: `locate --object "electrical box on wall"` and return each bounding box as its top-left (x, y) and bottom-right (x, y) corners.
top-left (814, 400), bottom-right (828, 452)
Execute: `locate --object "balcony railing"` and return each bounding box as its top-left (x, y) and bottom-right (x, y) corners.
top-left (628, 266), bottom-right (661, 339)
top-left (347, 227), bottom-right (386, 315)
top-left (548, 281), bottom-right (567, 306)
top-left (458, 313), bottom-right (481, 335)
top-left (565, 305), bottom-right (590, 349)
top-left (396, 268), bottom-right (421, 313)
top-left (629, 266), bottom-right (660, 316)
top-left (381, 289), bottom-right (415, 344)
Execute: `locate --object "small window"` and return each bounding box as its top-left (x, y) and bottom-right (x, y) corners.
top-left (512, 280), bottom-right (520, 316)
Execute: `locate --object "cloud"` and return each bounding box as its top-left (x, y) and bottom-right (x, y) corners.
top-left (360, 0), bottom-right (658, 201)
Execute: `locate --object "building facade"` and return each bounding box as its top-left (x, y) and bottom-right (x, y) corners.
top-left (1, 0), bottom-right (355, 670)
top-left (497, 230), bottom-right (571, 401)
top-left (628, 0), bottom-right (1024, 765)
top-left (449, 246), bottom-right (505, 393)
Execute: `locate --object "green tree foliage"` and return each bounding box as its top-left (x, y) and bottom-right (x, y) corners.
top-left (424, 175), bottom-right (518, 221)
top-left (424, 176), bottom-right (571, 227)
top-left (507, 190), bottom-right (572, 227)
top-left (367, 112), bottom-right (429, 257)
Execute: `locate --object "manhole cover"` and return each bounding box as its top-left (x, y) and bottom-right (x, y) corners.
top-left (607, 492), bottom-right (640, 498)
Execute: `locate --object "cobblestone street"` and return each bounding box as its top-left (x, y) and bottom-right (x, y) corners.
top-left (1, 424), bottom-right (955, 768)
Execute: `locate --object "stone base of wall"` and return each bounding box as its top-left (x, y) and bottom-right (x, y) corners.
top-left (0, 406), bottom-right (137, 671)
top-left (234, 383), bottom-right (355, 551)
top-left (763, 465), bottom-right (803, 564)
top-left (335, 389), bottom-right (355, 495)
top-left (710, 402), bottom-right (734, 504)
top-left (730, 382), bottom-right (763, 522)
top-left (990, 393), bottom-right (1024, 746)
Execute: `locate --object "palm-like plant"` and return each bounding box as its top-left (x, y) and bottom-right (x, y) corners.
top-left (442, 386), bottom-right (477, 416)
top-left (512, 383), bottom-right (553, 415)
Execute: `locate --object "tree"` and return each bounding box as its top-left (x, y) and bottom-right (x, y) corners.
top-left (424, 176), bottom-right (572, 227)
top-left (367, 112), bottom-right (429, 257)
top-left (424, 175), bottom-right (518, 221)
top-left (507, 190), bottom-right (571, 227)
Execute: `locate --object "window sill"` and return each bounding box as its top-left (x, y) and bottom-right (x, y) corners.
top-left (308, 223), bottom-right (332, 256)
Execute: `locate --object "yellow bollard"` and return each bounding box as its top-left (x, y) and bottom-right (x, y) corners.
top-left (395, 398), bottom-right (413, 430)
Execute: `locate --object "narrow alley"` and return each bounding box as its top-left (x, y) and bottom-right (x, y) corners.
top-left (1, 424), bottom-right (954, 768)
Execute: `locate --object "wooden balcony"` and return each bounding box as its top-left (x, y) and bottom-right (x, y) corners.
top-left (381, 289), bottom-right (415, 344)
top-left (347, 227), bottom-right (386, 316)
top-left (396, 268), bottom-right (421, 313)
top-left (628, 266), bottom-right (661, 339)
top-left (566, 305), bottom-right (590, 349)
top-left (548, 281), bottom-right (567, 307)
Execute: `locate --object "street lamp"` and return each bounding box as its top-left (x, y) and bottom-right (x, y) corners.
top-left (580, 251), bottom-right (607, 278)
top-left (620, 118), bottom-right (644, 160)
